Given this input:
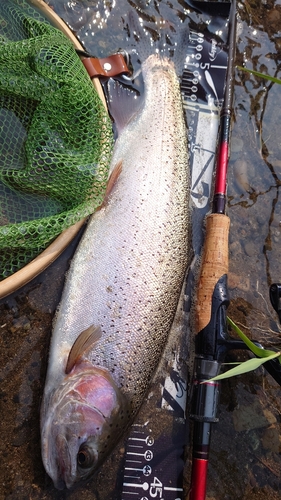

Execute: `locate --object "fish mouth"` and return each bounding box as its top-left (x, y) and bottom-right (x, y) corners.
top-left (53, 476), bottom-right (66, 490)
top-left (55, 433), bottom-right (78, 490)
top-left (42, 401), bottom-right (105, 489)
top-left (55, 433), bottom-right (99, 489)
top-left (42, 432), bottom-right (72, 490)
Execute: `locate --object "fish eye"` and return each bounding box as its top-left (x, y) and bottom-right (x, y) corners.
top-left (77, 444), bottom-right (97, 469)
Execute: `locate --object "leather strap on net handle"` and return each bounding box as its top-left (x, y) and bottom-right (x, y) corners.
top-left (195, 213), bottom-right (230, 334)
top-left (80, 52), bottom-right (130, 79)
top-left (0, 0), bottom-right (129, 299)
top-left (28, 0), bottom-right (106, 103)
top-left (28, 0), bottom-right (130, 97)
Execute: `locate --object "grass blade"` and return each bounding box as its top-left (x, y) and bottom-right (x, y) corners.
top-left (203, 351), bottom-right (281, 382)
top-left (227, 316), bottom-right (280, 360)
top-left (237, 65), bottom-right (281, 85)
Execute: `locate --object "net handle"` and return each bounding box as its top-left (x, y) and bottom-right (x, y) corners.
top-left (0, 0), bottom-right (108, 299)
top-left (0, 220), bottom-right (87, 298)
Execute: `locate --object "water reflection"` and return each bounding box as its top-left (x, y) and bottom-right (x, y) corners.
top-left (229, 0), bottom-right (281, 349)
top-left (1, 0), bottom-right (281, 499)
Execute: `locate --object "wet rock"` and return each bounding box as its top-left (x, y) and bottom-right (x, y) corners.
top-left (13, 394), bottom-right (20, 404)
top-left (274, 37), bottom-right (281, 52)
top-left (271, 214), bottom-right (281, 228)
top-left (248, 430), bottom-right (261, 451)
top-left (228, 271), bottom-right (250, 292)
top-left (10, 316), bottom-right (31, 333)
top-left (27, 355), bottom-right (41, 382)
top-left (12, 426), bottom-right (29, 447)
top-left (14, 382), bottom-right (33, 425)
top-left (261, 425), bottom-right (280, 453)
top-left (272, 228), bottom-right (281, 243)
top-left (267, 7), bottom-right (281, 29)
top-left (270, 158), bottom-right (281, 170)
top-left (0, 389), bottom-right (7, 400)
top-left (98, 40), bottom-right (108, 49)
top-left (233, 158), bottom-right (251, 193)
top-left (229, 240), bottom-right (242, 257)
top-left (262, 409), bottom-right (277, 425)
top-left (257, 211), bottom-right (268, 226)
top-left (3, 297), bottom-right (19, 316)
top-left (231, 137), bottom-right (244, 154)
top-left (232, 400), bottom-right (272, 432)
top-left (244, 241), bottom-right (256, 257)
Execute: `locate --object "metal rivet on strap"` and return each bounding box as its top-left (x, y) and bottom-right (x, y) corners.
top-left (103, 62), bottom-right (112, 71)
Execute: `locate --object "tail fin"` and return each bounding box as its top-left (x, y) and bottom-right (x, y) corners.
top-left (127, 7), bottom-right (189, 74)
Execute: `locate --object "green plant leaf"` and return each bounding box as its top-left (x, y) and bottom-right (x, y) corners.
top-left (237, 65), bottom-right (281, 85)
top-left (201, 317), bottom-right (281, 382)
top-left (222, 362), bottom-right (241, 365)
top-left (202, 351), bottom-right (281, 383)
top-left (227, 317), bottom-right (278, 359)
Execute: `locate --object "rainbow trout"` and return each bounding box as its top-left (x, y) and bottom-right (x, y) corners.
top-left (41, 16), bottom-right (190, 489)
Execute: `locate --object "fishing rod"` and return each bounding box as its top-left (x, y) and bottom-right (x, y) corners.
top-left (188, 0), bottom-right (281, 498)
top-left (188, 1), bottom-right (236, 498)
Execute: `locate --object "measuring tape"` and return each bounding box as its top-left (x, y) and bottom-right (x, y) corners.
top-left (121, 421), bottom-right (185, 500)
top-left (182, 27), bottom-right (228, 211)
top-left (119, 4), bottom-right (231, 499)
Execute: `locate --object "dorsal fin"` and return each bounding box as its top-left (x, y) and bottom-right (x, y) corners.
top-left (98, 159), bottom-right (122, 210)
top-left (65, 325), bottom-right (102, 375)
top-left (105, 159), bottom-right (123, 199)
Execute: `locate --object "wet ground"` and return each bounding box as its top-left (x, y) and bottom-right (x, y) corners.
top-left (1, 0), bottom-right (281, 499)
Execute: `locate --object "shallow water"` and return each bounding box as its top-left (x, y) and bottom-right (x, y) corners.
top-left (1, 0), bottom-right (281, 499)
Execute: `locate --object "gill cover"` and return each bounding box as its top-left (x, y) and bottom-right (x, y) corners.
top-left (41, 364), bottom-right (127, 489)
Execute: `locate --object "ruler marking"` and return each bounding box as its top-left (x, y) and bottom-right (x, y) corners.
top-left (164, 486), bottom-right (184, 492)
top-left (125, 467), bottom-right (142, 472)
top-left (123, 481), bottom-right (149, 490)
top-left (210, 64), bottom-right (227, 69)
top-left (127, 452), bottom-right (146, 457)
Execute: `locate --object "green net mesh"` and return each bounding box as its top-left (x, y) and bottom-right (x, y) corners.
top-left (0, 0), bottom-right (113, 280)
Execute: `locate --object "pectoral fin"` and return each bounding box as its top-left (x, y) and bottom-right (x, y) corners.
top-left (65, 325), bottom-right (102, 374)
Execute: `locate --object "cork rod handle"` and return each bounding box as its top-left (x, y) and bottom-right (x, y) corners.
top-left (195, 213), bottom-right (230, 334)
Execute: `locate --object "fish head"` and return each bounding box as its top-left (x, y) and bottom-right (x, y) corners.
top-left (41, 364), bottom-right (128, 489)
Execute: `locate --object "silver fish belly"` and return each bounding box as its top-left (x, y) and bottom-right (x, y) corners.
top-left (41, 53), bottom-right (190, 489)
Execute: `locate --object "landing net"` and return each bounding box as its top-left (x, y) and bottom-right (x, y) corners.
top-left (0, 0), bottom-right (113, 280)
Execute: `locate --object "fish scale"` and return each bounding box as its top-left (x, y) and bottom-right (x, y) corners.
top-left (41, 52), bottom-right (190, 489)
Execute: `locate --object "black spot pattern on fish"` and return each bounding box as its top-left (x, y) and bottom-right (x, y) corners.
top-left (42, 54), bottom-right (190, 486)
